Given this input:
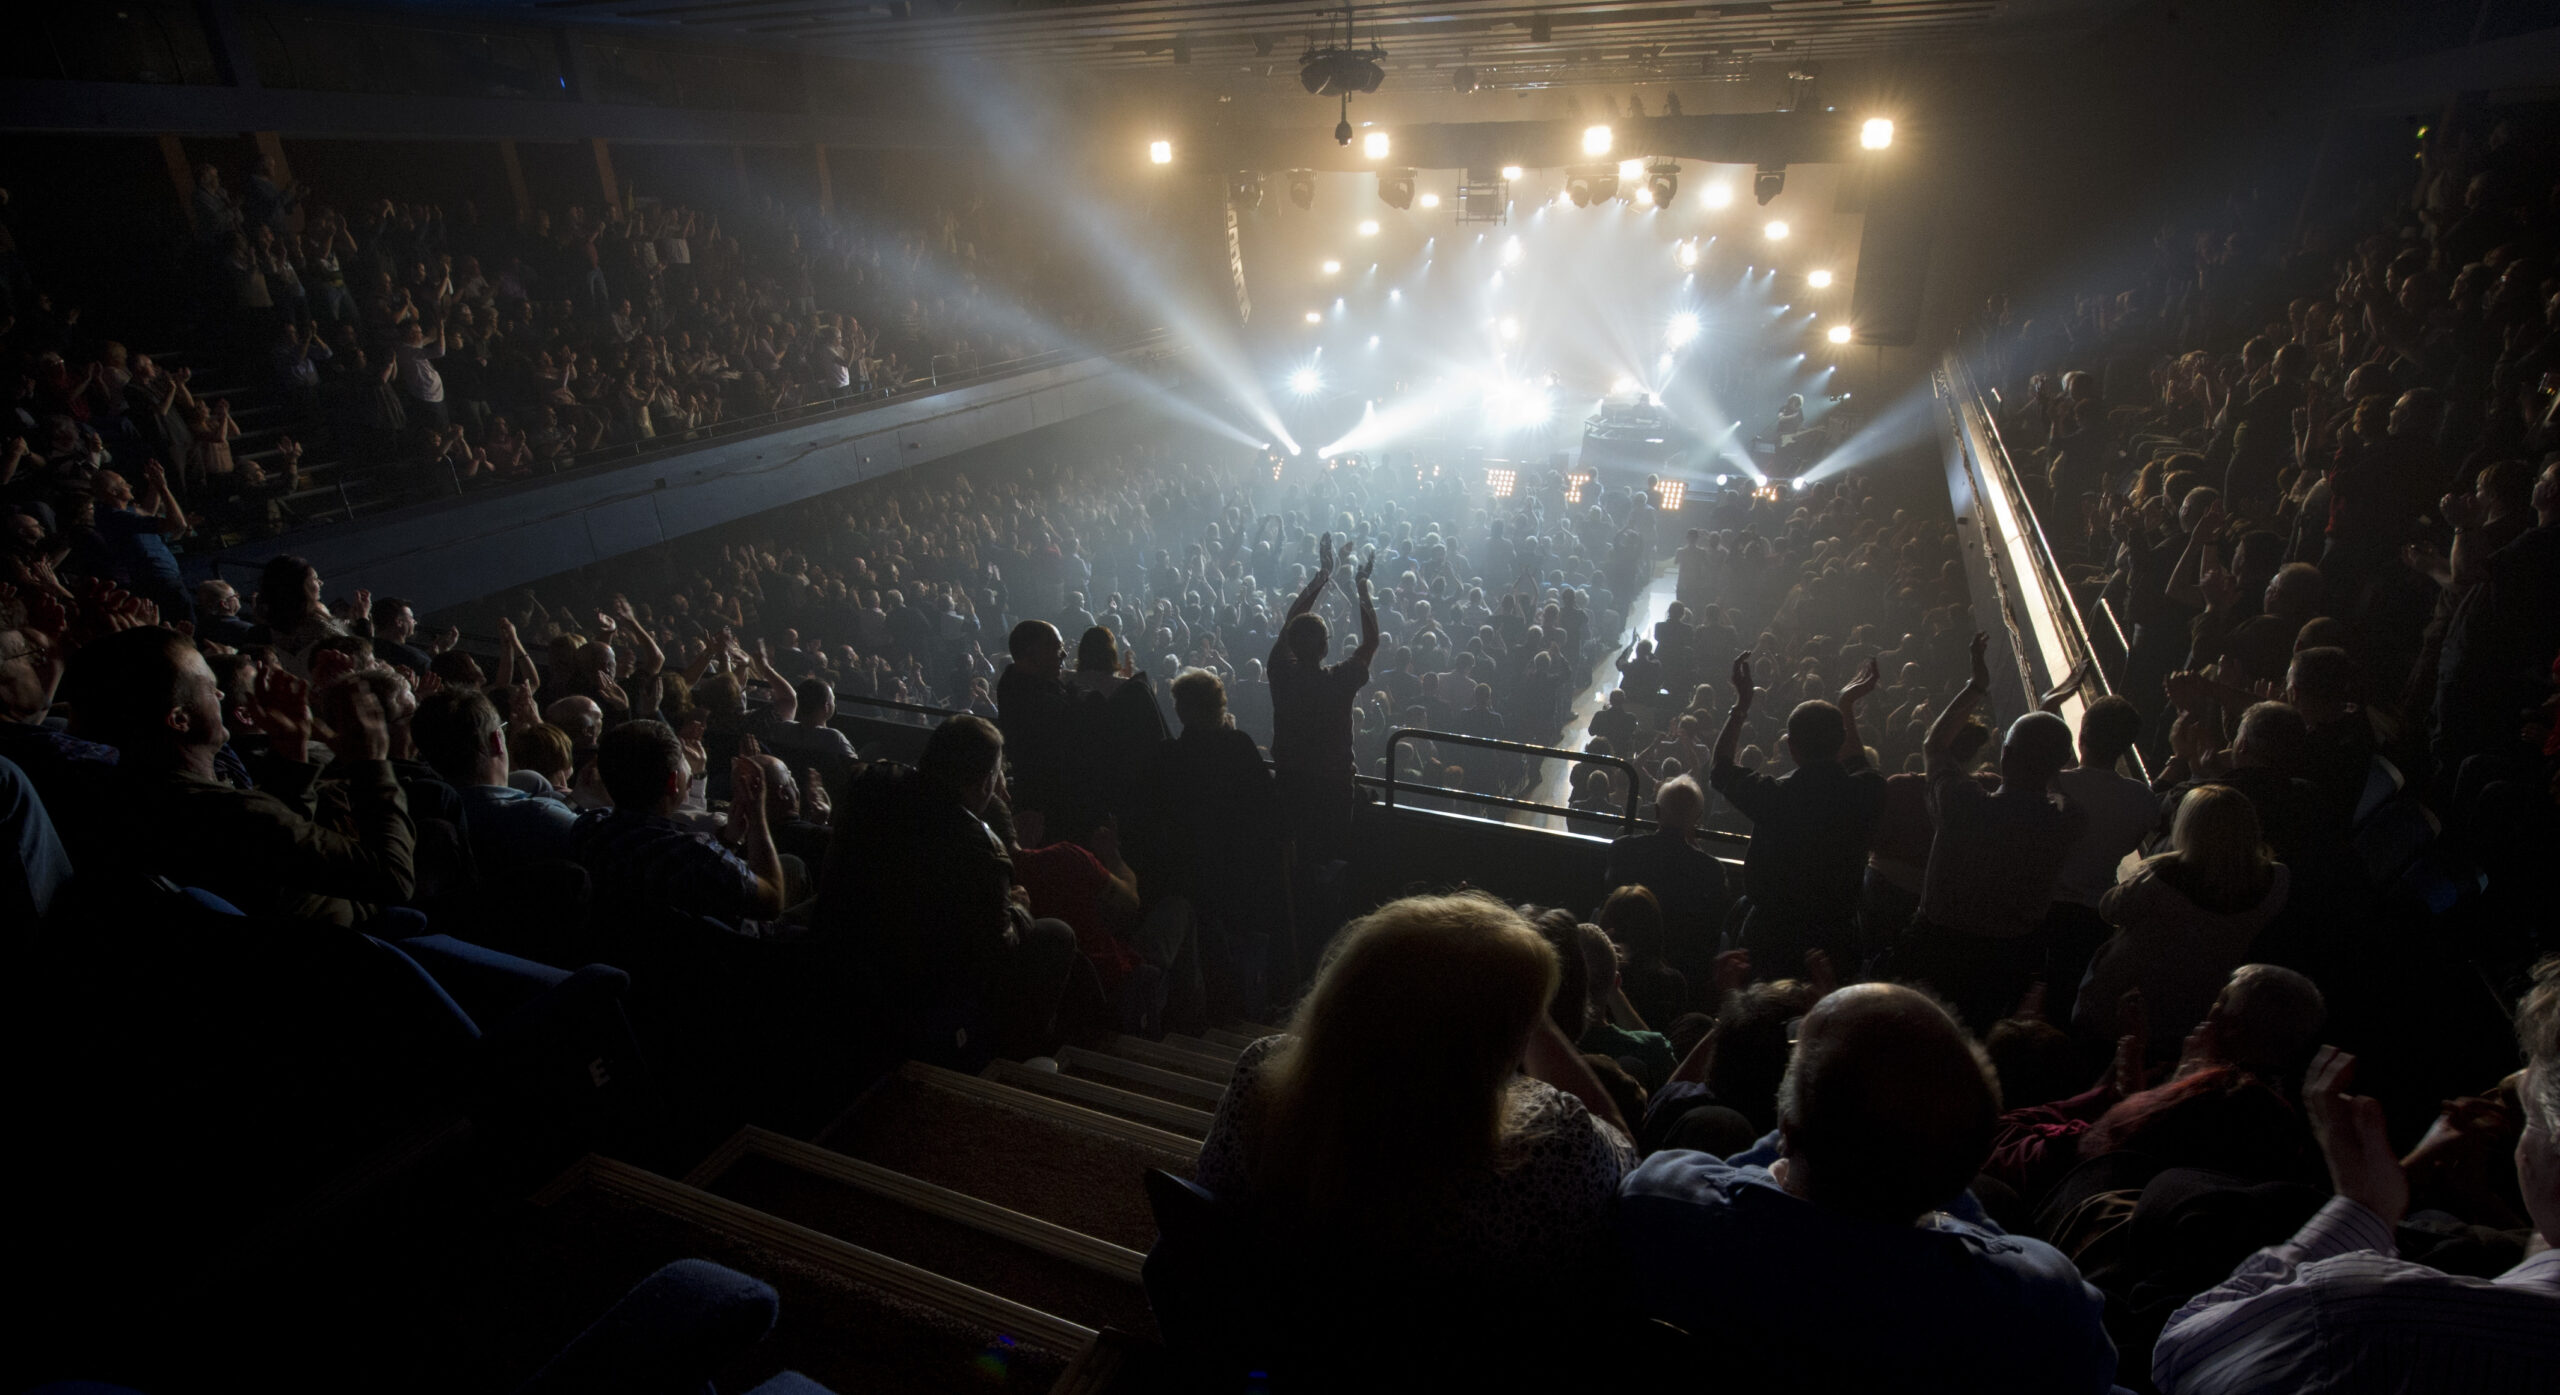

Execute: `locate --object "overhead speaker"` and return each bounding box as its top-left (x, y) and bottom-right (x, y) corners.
top-left (1847, 159), bottom-right (1932, 347)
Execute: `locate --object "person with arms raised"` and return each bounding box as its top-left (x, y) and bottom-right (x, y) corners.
top-left (1267, 533), bottom-right (1378, 861)
top-left (1707, 650), bottom-right (1885, 975)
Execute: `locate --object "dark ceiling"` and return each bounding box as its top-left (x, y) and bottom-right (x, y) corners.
top-left (506, 0), bottom-right (2132, 89)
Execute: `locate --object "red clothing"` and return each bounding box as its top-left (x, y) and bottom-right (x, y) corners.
top-left (1011, 841), bottom-right (1139, 987)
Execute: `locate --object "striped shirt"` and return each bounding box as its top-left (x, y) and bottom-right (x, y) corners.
top-left (2152, 1195), bottom-right (2560, 1394)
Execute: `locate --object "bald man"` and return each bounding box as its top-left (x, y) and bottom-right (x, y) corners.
top-left (1621, 983), bottom-right (2117, 1392)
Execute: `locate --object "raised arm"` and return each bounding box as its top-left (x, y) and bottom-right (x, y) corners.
top-left (2162, 499), bottom-right (2222, 609)
top-left (1925, 632), bottom-right (1993, 775)
top-left (1711, 652), bottom-right (1754, 774)
top-left (1837, 657), bottom-right (1880, 770)
top-left (1353, 548), bottom-right (1380, 665)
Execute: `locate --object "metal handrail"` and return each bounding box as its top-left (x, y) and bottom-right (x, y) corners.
top-left (1940, 354), bottom-right (2150, 785)
top-left (1383, 726), bottom-right (1645, 833)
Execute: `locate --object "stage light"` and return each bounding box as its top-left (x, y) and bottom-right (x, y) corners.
top-left (1368, 335), bottom-right (1380, 347)
top-left (1636, 185), bottom-right (1655, 206)
top-left (1715, 474), bottom-right (1730, 486)
top-left (1304, 310), bottom-right (1323, 324)
top-left (1335, 116), bottom-right (1354, 146)
top-left (1501, 236), bottom-right (1523, 264)
top-left (1610, 375), bottom-right (1639, 396)
top-left (1655, 479), bottom-right (1686, 510)
top-left (1358, 220), bottom-right (1380, 236)
top-left (1646, 162), bottom-right (1679, 206)
top-left (1704, 182), bottom-right (1733, 208)
top-left (1149, 140), bottom-right (1172, 165)
top-left (1321, 259), bottom-right (1341, 275)
top-left (1583, 124), bottom-right (1613, 155)
top-left (1861, 117), bottom-right (1894, 150)
top-left (1378, 170), bottom-right (1415, 210)
top-left (1389, 288), bottom-right (1400, 300)
top-left (1567, 175), bottom-right (1592, 207)
top-left (1287, 170), bottom-right (1315, 209)
top-left (1500, 164), bottom-right (1524, 181)
top-left (1498, 316), bottom-right (1521, 341)
top-left (1363, 130), bottom-right (1392, 159)
top-left (1666, 312), bottom-right (1700, 347)
top-left (1618, 159), bottom-right (1645, 183)
top-left (1228, 170), bottom-right (1264, 209)
top-left (1487, 467), bottom-right (1518, 498)
top-left (1793, 476), bottom-right (1812, 490)
top-left (1764, 220), bottom-right (1790, 240)
top-left (1289, 366), bottom-right (1323, 395)
top-left (1807, 268), bottom-right (1833, 288)
top-left (1826, 323), bottom-right (1853, 344)
top-left (1754, 164), bottom-right (1786, 205)
top-left (1419, 192), bottom-right (1441, 208)
top-left (1675, 240), bottom-right (1699, 269)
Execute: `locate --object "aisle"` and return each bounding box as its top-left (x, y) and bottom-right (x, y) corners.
top-left (1525, 562), bottom-right (1683, 830)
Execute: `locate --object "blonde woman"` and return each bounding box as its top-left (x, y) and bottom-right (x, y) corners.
top-left (2074, 784), bottom-right (2290, 1052)
top-left (1197, 893), bottom-right (1632, 1288)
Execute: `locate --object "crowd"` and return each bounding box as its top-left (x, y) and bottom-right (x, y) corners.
top-left (2, 146), bottom-right (1128, 579)
top-left (12, 103), bottom-right (2560, 1394)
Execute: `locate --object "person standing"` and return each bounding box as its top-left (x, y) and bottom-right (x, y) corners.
top-left (1268, 534), bottom-right (1378, 861)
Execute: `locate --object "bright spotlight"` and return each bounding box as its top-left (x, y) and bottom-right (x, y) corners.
top-left (1303, 310), bottom-right (1323, 325)
top-left (1368, 335), bottom-right (1380, 347)
top-left (1358, 220), bottom-right (1380, 236)
top-left (1861, 117), bottom-right (1895, 150)
top-left (1148, 139), bottom-right (1172, 165)
top-left (1666, 312), bottom-right (1701, 347)
top-left (1321, 259), bottom-right (1342, 275)
top-left (1793, 476), bottom-right (1812, 491)
top-left (1704, 182), bottom-right (1733, 208)
top-left (1715, 474), bottom-right (1730, 486)
top-left (1764, 220), bottom-right (1790, 240)
top-left (1635, 185), bottom-right (1656, 206)
top-left (1610, 375), bottom-right (1639, 396)
top-left (1826, 323), bottom-right (1853, 344)
top-left (1501, 236), bottom-right (1523, 265)
top-left (1419, 192), bottom-right (1441, 208)
top-left (1498, 316), bottom-right (1521, 341)
top-left (1500, 164), bottom-right (1524, 181)
top-left (1617, 159), bottom-right (1645, 183)
top-left (1289, 366), bottom-right (1323, 395)
top-left (1675, 240), bottom-right (1699, 269)
top-left (1807, 268), bottom-right (1834, 288)
top-left (1363, 130), bottom-right (1392, 159)
top-left (1583, 124), bottom-right (1613, 156)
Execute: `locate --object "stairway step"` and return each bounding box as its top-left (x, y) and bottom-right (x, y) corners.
top-left (1056, 1047), bottom-right (1226, 1106)
top-left (371, 1153), bottom-right (1084, 1393)
top-left (1160, 1033), bottom-right (1244, 1064)
top-left (814, 1062), bottom-right (1194, 1253)
top-left (982, 1061), bottom-right (1214, 1138)
top-left (1091, 1035), bottom-right (1235, 1082)
top-left (686, 1127), bottom-right (1153, 1337)
top-left (1198, 1028), bottom-right (1268, 1052)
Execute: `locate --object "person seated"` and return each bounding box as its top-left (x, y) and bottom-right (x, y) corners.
top-left (812, 714), bottom-right (1081, 1059)
top-left (1192, 892), bottom-right (1632, 1376)
top-left (2076, 785), bottom-right (2290, 1053)
top-left (569, 719), bottom-right (781, 928)
top-left (412, 685), bottom-right (578, 879)
top-left (1595, 884), bottom-right (1691, 1030)
top-left (1603, 774), bottom-right (1730, 997)
top-left (70, 627), bottom-right (413, 927)
top-left (1989, 962), bottom-right (2327, 1205)
top-left (1621, 982), bottom-right (2118, 1392)
top-left (2151, 957), bottom-right (2560, 1394)
top-left (1575, 922), bottom-right (1677, 1089)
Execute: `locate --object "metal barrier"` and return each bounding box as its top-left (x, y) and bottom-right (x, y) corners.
top-left (1383, 727), bottom-right (1646, 834)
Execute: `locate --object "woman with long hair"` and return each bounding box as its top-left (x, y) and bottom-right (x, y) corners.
top-left (2074, 784), bottom-right (2290, 1051)
top-left (1197, 892), bottom-right (1632, 1284)
top-left (251, 553), bottom-right (345, 676)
